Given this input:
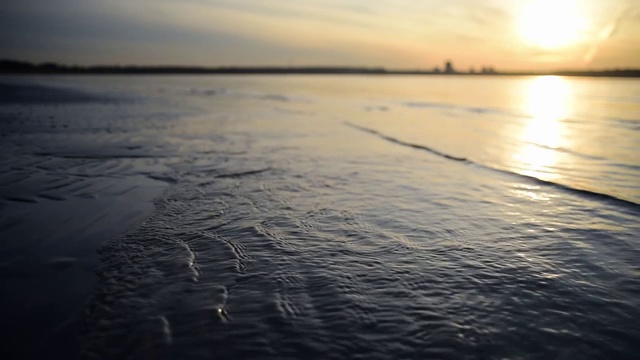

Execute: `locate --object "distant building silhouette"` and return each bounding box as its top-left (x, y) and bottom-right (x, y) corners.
top-left (481, 66), bottom-right (496, 74)
top-left (433, 67), bottom-right (441, 73)
top-left (444, 61), bottom-right (455, 74)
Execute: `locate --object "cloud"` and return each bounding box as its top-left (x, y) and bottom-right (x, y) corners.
top-left (2, 0), bottom-right (636, 69)
top-left (584, 5), bottom-right (632, 64)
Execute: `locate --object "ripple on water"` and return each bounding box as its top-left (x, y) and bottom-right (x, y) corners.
top-left (76, 77), bottom-right (640, 359)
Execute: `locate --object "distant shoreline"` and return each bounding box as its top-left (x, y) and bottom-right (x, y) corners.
top-left (1, 60), bottom-right (639, 78)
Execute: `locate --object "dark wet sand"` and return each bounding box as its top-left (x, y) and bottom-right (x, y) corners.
top-left (0, 80), bottom-right (170, 359)
top-left (0, 175), bottom-right (167, 359)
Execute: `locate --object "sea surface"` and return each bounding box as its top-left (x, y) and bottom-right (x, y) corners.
top-left (0, 75), bottom-right (639, 359)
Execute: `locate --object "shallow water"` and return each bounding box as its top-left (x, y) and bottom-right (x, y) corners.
top-left (1, 75), bottom-right (639, 359)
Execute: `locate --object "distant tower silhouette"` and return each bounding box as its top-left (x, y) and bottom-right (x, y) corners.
top-left (444, 61), bottom-right (455, 74)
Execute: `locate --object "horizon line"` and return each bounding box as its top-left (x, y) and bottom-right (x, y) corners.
top-left (1, 59), bottom-right (640, 78)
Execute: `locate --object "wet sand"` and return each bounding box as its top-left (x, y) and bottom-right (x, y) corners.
top-left (2, 76), bottom-right (639, 360)
top-left (0, 80), bottom-right (169, 359)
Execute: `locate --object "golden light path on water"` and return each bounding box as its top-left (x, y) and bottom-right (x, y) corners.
top-left (514, 76), bottom-right (574, 181)
top-left (510, 76), bottom-right (576, 202)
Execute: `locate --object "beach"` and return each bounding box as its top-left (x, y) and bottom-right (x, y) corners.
top-left (1, 75), bottom-right (639, 359)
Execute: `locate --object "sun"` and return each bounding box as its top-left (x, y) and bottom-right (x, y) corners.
top-left (517, 0), bottom-right (586, 49)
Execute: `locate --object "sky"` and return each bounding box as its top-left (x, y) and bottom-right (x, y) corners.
top-left (1, 0), bottom-right (639, 71)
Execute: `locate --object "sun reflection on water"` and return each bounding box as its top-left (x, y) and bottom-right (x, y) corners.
top-left (513, 76), bottom-right (574, 181)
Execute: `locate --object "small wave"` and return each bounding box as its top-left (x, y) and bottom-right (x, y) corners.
top-left (524, 142), bottom-right (609, 162)
top-left (488, 166), bottom-right (640, 209)
top-left (189, 88), bottom-right (305, 103)
top-left (3, 195), bottom-right (38, 203)
top-left (344, 122), bottom-right (467, 162)
top-left (189, 88), bottom-right (226, 96)
top-left (608, 117), bottom-right (640, 131)
top-left (216, 167), bottom-right (271, 179)
top-left (147, 174), bottom-right (179, 184)
top-left (247, 92), bottom-right (310, 104)
top-left (405, 101), bottom-right (453, 110)
top-left (273, 107), bottom-right (314, 115)
top-left (365, 105), bottom-right (390, 112)
top-left (345, 122), bottom-right (640, 210)
top-left (37, 192), bottom-right (67, 201)
top-left (261, 94), bottom-right (290, 102)
top-left (532, 144), bottom-right (640, 171)
top-left (404, 101), bottom-right (515, 118)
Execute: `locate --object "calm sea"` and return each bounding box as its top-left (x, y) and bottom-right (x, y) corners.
top-left (1, 75), bottom-right (639, 359)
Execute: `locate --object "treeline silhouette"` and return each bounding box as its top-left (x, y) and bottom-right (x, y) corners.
top-left (1, 59), bottom-right (639, 77)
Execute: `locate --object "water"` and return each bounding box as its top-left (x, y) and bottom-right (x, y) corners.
top-left (0, 75), bottom-right (639, 359)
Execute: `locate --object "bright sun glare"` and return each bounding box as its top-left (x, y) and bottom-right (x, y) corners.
top-left (517, 0), bottom-right (586, 49)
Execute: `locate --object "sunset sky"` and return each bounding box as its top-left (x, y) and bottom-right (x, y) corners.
top-left (2, 0), bottom-right (639, 71)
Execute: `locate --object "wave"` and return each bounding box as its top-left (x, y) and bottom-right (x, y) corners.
top-left (523, 142), bottom-right (609, 162)
top-left (216, 167), bottom-right (272, 179)
top-left (404, 101), bottom-right (516, 118)
top-left (189, 88), bottom-right (226, 96)
top-left (608, 117), bottom-right (640, 131)
top-left (189, 88), bottom-right (309, 104)
top-left (526, 143), bottom-right (640, 171)
top-left (344, 122), bottom-right (640, 210)
top-left (344, 122), bottom-right (467, 162)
